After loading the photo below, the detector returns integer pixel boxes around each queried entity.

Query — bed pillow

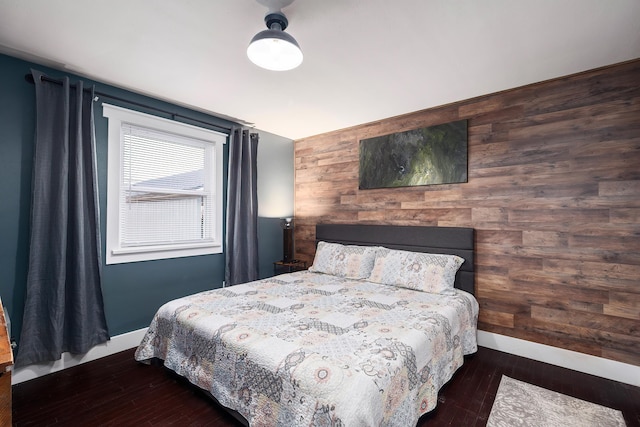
[308,241,378,279]
[368,247,464,295]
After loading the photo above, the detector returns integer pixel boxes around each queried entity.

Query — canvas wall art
[359,120,468,189]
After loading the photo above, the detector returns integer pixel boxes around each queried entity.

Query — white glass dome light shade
[247,28,303,71]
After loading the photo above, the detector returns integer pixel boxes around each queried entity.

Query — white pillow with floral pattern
[309,241,378,279]
[368,247,464,294]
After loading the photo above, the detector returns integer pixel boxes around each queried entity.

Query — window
[103,104,226,264]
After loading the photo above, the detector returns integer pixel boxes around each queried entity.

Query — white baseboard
[478,330,640,387]
[12,328,639,388]
[11,327,148,385]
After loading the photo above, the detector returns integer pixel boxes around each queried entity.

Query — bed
[135,224,478,426]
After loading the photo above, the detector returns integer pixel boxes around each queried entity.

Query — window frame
[103,103,226,265]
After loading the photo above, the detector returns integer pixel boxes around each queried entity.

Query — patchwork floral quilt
[135,271,479,426]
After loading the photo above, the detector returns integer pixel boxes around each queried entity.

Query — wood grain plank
[294,59,640,367]
[599,180,640,196]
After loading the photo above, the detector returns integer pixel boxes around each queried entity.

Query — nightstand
[0,301,13,426]
[273,260,307,275]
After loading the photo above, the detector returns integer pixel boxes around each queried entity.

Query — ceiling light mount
[247,1,303,71]
[264,12,288,31]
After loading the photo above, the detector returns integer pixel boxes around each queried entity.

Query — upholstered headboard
[315,224,475,295]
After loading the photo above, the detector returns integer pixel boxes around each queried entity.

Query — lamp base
[283,226,293,262]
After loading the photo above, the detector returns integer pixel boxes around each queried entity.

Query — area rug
[487,375,626,427]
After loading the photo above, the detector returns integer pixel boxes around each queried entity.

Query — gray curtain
[225,128,259,285]
[16,70,109,367]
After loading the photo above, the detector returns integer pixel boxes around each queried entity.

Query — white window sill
[107,242,222,265]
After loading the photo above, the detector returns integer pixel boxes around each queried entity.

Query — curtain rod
[24,73,238,134]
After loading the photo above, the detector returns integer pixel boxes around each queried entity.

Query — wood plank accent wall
[293,59,640,367]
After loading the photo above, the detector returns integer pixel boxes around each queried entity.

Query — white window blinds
[120,123,215,247]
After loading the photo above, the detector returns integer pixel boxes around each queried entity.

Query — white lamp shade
[247,29,303,71]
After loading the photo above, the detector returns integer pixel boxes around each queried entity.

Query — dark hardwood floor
[13,346,640,426]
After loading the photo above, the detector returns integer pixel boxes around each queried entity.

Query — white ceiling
[1,0,639,140]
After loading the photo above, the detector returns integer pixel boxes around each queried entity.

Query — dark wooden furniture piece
[0,301,13,426]
[273,259,307,275]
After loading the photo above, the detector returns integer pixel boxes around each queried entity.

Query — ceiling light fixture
[247,0,303,71]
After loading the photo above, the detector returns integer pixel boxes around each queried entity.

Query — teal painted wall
[0,53,293,347]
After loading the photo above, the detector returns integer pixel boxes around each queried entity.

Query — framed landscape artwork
[358,119,468,189]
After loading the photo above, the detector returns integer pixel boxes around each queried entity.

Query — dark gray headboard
[315,224,475,295]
